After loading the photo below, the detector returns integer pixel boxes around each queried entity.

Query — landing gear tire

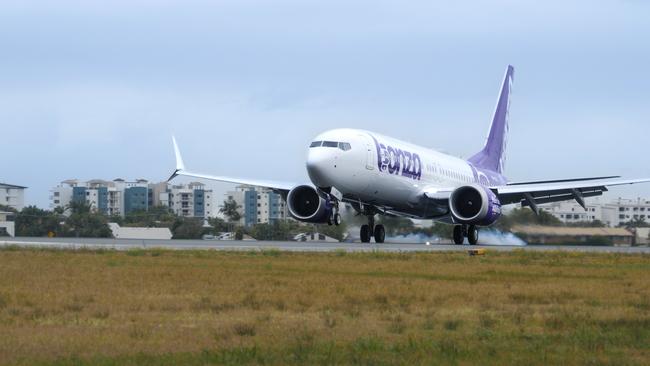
[374,225,385,244]
[453,225,464,245]
[334,213,342,226]
[468,225,479,245]
[360,225,371,243]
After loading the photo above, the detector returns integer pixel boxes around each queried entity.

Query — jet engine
[449,184,502,226]
[287,185,333,223]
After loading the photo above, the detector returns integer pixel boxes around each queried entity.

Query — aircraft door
[360,134,375,170]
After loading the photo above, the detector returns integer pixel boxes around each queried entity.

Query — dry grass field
[0,246,649,365]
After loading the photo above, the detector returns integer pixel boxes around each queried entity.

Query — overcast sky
[1,0,649,208]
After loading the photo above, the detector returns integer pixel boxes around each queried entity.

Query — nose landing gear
[360,214,385,244]
[452,224,479,245]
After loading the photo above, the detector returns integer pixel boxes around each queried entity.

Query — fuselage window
[310,141,322,148]
[322,141,338,148]
[338,142,352,151]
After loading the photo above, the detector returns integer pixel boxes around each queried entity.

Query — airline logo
[371,136,422,180]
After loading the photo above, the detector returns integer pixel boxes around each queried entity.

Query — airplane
[169,65,650,245]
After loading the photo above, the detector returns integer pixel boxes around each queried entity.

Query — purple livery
[169,64,650,245]
[468,65,513,174]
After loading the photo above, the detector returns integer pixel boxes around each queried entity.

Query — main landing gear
[360,215,385,244]
[327,212,342,226]
[453,224,479,245]
[327,204,342,226]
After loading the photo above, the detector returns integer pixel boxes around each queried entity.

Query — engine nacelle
[287,185,333,223]
[449,184,502,226]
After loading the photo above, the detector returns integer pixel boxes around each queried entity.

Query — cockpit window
[312,140,352,151]
[338,142,351,151]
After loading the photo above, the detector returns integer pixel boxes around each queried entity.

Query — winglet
[168,136,185,182]
[172,136,185,171]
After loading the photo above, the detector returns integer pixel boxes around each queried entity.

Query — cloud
[0,0,648,207]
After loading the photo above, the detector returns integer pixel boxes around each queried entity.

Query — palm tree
[220,198,242,223]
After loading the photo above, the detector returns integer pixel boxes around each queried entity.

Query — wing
[168,137,297,194]
[493,177,650,213]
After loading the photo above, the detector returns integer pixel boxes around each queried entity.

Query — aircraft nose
[306,148,335,187]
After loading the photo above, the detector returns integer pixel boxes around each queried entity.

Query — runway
[2,237,650,253]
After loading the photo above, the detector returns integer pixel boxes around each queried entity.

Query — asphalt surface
[1,237,650,253]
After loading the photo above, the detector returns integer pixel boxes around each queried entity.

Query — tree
[108,214,124,226]
[494,208,562,231]
[248,223,279,241]
[171,218,208,239]
[621,217,650,228]
[14,206,61,237]
[68,200,92,214]
[220,198,242,223]
[60,201,112,238]
[248,220,299,241]
[0,204,17,213]
[235,227,244,240]
[208,217,230,232]
[123,210,151,226]
[123,206,176,227]
[566,219,606,228]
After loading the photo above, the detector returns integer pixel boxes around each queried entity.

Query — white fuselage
[306,128,481,218]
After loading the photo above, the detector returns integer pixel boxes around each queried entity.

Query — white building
[224,185,289,226]
[50,179,76,211]
[0,183,26,211]
[50,179,141,216]
[633,228,650,246]
[609,198,650,226]
[149,182,171,208]
[541,198,608,224]
[0,211,15,237]
[168,182,213,218]
[541,197,650,227]
[50,179,213,218]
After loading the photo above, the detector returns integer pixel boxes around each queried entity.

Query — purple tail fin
[468,65,514,175]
